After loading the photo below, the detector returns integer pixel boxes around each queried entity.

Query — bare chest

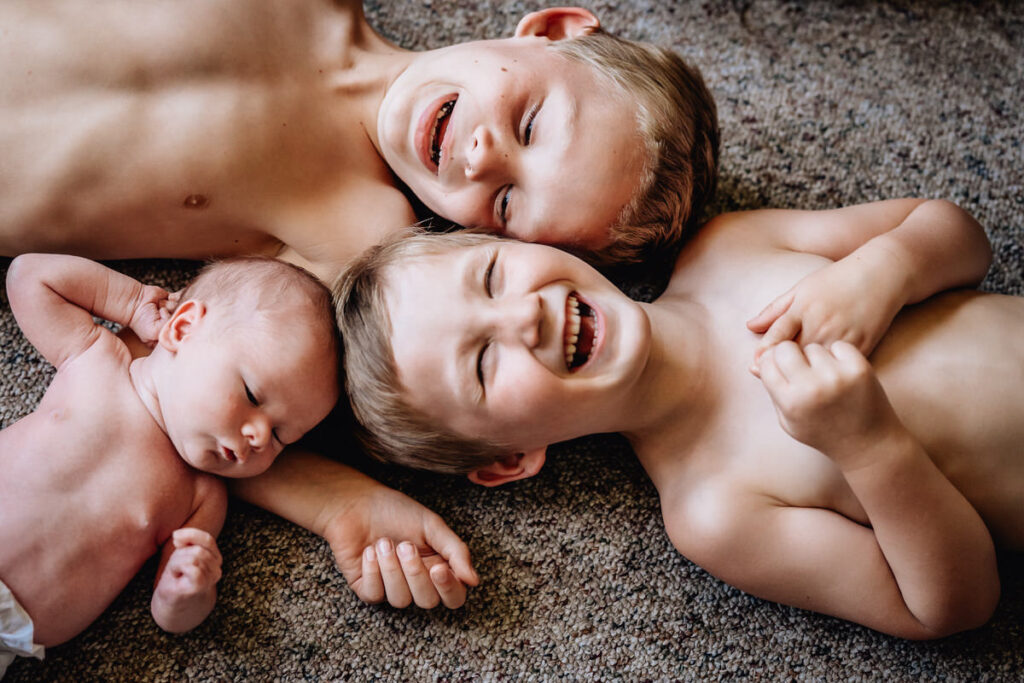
[1,1,410,269]
[0,354,199,556]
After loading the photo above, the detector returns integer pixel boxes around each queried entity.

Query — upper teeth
[565,294,581,368]
[431,99,456,164]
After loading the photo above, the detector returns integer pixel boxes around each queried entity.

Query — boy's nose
[464,125,503,181]
[493,292,543,348]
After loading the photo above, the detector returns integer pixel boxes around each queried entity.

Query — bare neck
[617,299,718,445]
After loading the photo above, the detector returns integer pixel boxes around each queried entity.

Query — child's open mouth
[416,94,458,174]
[564,292,598,372]
[429,97,456,168]
[220,446,238,463]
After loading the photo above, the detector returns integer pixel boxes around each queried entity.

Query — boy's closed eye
[496,102,541,227]
[476,250,500,392]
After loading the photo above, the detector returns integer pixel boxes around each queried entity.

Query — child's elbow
[914,579,1000,640]
[929,199,993,271]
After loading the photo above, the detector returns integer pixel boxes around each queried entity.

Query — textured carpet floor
[3,1,1022,680]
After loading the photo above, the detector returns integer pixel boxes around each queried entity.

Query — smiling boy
[0,255,338,673]
[2,1,717,606]
[336,199,1022,639]
[3,2,716,275]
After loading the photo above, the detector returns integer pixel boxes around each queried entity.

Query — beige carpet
[4,1,1022,680]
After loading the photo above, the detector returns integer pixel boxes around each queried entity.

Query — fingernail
[376,538,393,556]
[364,546,376,562]
[397,542,415,560]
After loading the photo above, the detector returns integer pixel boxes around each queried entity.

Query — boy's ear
[157,300,205,352]
[514,7,599,41]
[467,448,547,487]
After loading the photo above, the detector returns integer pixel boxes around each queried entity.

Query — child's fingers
[746,290,795,333]
[428,563,468,610]
[755,314,803,360]
[764,341,810,382]
[355,545,386,604]
[173,527,217,550]
[396,542,442,609]
[423,515,479,586]
[829,339,868,367]
[374,538,413,608]
[755,345,787,391]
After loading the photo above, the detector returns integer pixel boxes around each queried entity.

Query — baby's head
[336,230,652,482]
[155,257,340,478]
[377,7,719,264]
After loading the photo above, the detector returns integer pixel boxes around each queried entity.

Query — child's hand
[324,482,479,610]
[153,528,222,611]
[756,340,904,470]
[129,285,177,346]
[747,257,904,362]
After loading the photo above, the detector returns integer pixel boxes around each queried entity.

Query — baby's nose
[242,415,271,450]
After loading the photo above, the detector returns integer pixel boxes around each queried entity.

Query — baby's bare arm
[745,341,999,637]
[6,254,169,368]
[746,200,992,355]
[151,477,227,633]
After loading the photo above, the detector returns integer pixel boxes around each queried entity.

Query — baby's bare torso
[1,0,411,279]
[642,214,1023,549]
[0,336,206,646]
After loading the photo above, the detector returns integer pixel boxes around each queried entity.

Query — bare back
[644,212,1024,551]
[0,334,216,646]
[1,0,414,280]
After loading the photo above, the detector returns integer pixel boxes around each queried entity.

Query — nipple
[183,194,209,209]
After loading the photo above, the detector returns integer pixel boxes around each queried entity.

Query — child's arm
[229,448,479,609]
[746,199,992,358]
[731,340,998,638]
[6,253,172,367]
[151,477,228,633]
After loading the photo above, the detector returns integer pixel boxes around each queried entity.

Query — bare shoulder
[660,477,768,570]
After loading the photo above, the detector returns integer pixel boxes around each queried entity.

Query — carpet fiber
[4,1,1022,680]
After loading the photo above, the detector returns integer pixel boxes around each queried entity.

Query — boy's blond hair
[550,30,719,263]
[183,256,339,355]
[335,231,513,474]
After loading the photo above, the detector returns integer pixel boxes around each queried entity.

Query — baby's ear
[467,448,547,487]
[158,300,205,352]
[514,7,599,41]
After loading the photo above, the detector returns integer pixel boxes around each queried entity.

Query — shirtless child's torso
[2,0,412,280]
[0,334,223,647]
[634,209,1021,633]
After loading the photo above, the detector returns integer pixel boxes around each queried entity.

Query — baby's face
[160,306,338,478]
[377,37,646,251]
[384,240,651,451]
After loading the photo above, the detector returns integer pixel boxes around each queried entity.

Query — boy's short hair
[550,30,720,263]
[183,256,339,355]
[335,230,513,474]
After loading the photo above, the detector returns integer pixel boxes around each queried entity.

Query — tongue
[575,309,596,361]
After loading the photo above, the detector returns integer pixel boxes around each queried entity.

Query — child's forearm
[7,254,154,366]
[228,448,381,538]
[855,199,991,306]
[11,253,149,327]
[839,430,999,635]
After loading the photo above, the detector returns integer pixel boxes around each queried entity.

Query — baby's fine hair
[335,230,514,474]
[550,29,719,263]
[182,256,339,355]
